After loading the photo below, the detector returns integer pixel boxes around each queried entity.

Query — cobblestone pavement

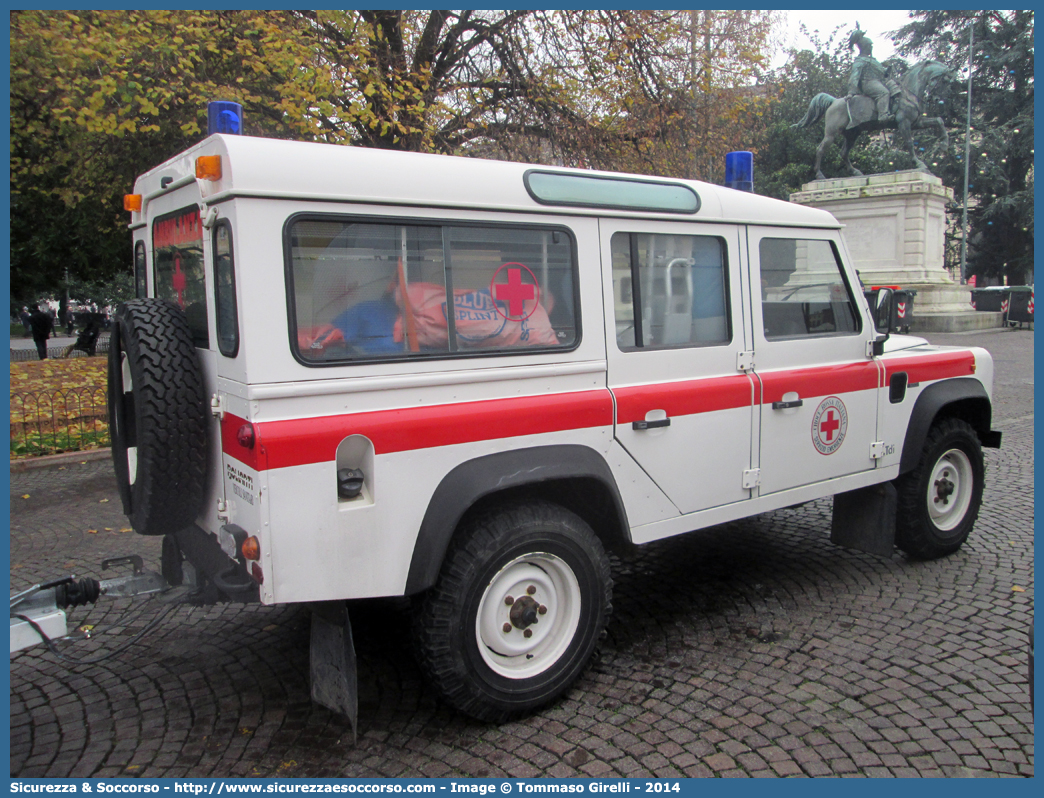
[10,329,1033,778]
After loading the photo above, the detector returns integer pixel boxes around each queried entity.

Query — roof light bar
[208,100,243,136]
[725,151,754,192]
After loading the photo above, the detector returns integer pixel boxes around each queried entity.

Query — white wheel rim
[120,352,138,486]
[475,552,582,680]
[927,448,973,531]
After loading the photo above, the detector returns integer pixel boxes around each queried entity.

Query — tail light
[237,424,255,449]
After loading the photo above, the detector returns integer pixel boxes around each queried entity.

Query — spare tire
[107,299,209,535]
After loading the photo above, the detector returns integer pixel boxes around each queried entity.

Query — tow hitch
[10,555,171,655]
[11,557,359,739]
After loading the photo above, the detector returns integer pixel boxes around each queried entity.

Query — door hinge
[742,468,761,489]
[210,393,225,419]
[737,350,755,372]
[216,498,231,523]
[870,441,886,460]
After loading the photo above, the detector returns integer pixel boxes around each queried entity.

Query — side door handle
[771,399,803,410]
[633,418,671,430]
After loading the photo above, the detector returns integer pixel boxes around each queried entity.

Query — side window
[287,217,577,364]
[153,207,209,348]
[760,238,860,340]
[611,232,729,350]
[213,222,239,357]
[134,241,147,298]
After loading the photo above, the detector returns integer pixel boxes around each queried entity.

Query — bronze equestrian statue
[793,26,955,180]
[845,25,901,126]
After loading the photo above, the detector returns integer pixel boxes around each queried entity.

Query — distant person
[29,304,54,360]
[20,307,31,336]
[71,312,102,357]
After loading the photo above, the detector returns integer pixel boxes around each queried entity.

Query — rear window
[134,241,147,298]
[153,207,208,348]
[286,216,579,364]
[213,221,239,357]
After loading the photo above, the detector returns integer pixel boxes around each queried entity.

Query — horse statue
[793,59,956,180]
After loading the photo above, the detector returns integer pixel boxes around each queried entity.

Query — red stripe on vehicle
[220,353,974,471]
[613,375,756,425]
[223,390,614,471]
[883,351,976,383]
[758,361,881,404]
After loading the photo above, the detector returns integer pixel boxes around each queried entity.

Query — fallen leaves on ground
[10,357,107,393]
[10,357,109,456]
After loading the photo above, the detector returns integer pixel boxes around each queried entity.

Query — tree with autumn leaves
[893,10,1034,285]
[10,9,781,307]
[10,10,315,307]
[12,10,1031,299]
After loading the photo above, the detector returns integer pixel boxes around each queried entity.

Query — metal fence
[10,387,110,457]
[10,338,111,363]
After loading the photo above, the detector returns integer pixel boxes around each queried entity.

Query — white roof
[134,134,839,228]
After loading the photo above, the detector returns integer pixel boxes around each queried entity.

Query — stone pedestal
[790,171,998,332]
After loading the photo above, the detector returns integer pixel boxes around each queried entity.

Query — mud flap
[831,483,897,557]
[309,602,358,740]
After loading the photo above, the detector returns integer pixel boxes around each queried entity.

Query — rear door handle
[633,418,671,430]
[771,399,803,410]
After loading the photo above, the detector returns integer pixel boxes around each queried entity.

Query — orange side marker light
[195,155,222,181]
[242,536,261,561]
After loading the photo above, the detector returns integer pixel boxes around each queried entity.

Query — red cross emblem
[490,262,539,321]
[820,409,840,442]
[811,396,848,455]
[172,252,187,308]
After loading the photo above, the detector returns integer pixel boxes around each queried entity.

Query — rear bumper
[170,525,260,603]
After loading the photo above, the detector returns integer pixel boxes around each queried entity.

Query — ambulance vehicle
[111,126,1001,725]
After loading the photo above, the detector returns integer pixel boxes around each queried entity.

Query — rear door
[603,219,757,515]
[148,194,227,539]
[748,228,882,496]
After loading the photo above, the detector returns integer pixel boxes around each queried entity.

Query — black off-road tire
[894,417,984,560]
[412,500,612,722]
[108,299,208,536]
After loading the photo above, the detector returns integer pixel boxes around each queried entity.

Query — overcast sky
[777,9,917,64]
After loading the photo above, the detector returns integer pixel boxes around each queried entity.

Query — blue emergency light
[208,101,243,136]
[724,151,753,192]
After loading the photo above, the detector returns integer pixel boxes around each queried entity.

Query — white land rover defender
[111,129,1001,728]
